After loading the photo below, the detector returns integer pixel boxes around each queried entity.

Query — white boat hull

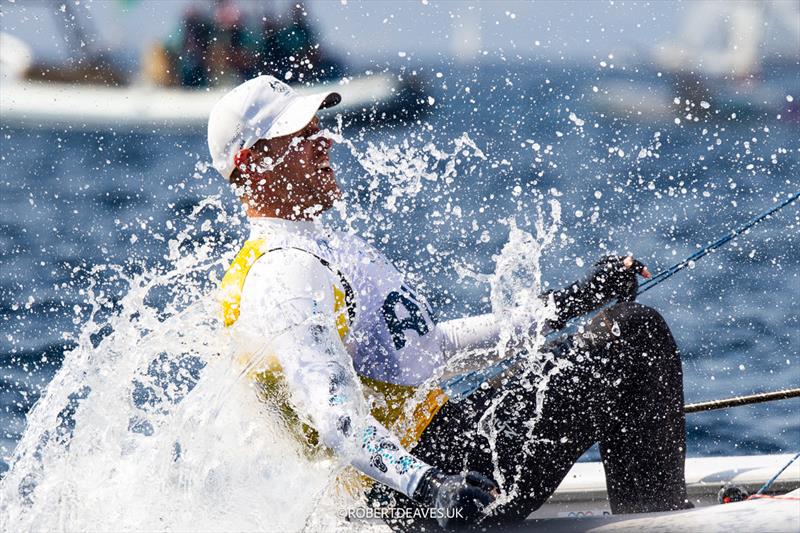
[523,490,800,532]
[532,453,800,519]
[0,74,415,131]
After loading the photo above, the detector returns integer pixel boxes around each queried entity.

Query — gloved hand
[412,468,498,530]
[545,255,651,330]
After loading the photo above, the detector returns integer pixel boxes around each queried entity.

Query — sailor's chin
[325,185,343,205]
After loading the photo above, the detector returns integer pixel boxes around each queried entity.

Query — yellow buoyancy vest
[219,238,447,451]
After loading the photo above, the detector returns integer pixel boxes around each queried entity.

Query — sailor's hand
[545,254,651,330]
[591,255,651,303]
[412,468,498,530]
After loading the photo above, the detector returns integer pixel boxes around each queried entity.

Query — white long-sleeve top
[222,217,539,498]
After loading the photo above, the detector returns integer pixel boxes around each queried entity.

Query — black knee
[586,303,684,417]
[606,301,669,334]
[588,302,678,362]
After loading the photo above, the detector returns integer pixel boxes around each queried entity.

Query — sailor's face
[264,116,341,213]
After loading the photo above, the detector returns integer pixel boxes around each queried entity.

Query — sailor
[208,75,691,530]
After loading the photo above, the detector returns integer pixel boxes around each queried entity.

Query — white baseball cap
[207,75,341,179]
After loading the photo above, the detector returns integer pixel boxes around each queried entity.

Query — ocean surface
[1,60,798,488]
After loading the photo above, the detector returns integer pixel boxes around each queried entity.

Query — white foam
[0,199,351,532]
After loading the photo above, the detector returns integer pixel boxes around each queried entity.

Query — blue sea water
[1,62,798,478]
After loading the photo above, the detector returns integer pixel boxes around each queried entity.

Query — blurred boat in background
[587,0,799,122]
[0,0,429,131]
[0,69,426,131]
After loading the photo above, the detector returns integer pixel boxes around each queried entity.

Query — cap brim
[265,90,341,140]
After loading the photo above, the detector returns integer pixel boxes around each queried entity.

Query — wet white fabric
[437,311,551,373]
[243,218,448,387]
[231,217,542,496]
[235,248,430,497]
[439,314,505,355]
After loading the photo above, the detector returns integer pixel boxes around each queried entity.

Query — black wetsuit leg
[372,302,689,530]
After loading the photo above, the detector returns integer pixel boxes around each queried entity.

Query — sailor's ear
[233,147,252,170]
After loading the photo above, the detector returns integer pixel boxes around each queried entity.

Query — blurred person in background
[254,7,289,80]
[150,1,342,88]
[274,3,315,75]
[207,0,254,86]
[174,6,213,87]
[266,2,344,83]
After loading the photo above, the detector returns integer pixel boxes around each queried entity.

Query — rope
[684,388,800,413]
[637,191,800,295]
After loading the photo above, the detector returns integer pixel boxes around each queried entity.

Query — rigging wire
[752,452,800,497]
[637,191,799,295]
